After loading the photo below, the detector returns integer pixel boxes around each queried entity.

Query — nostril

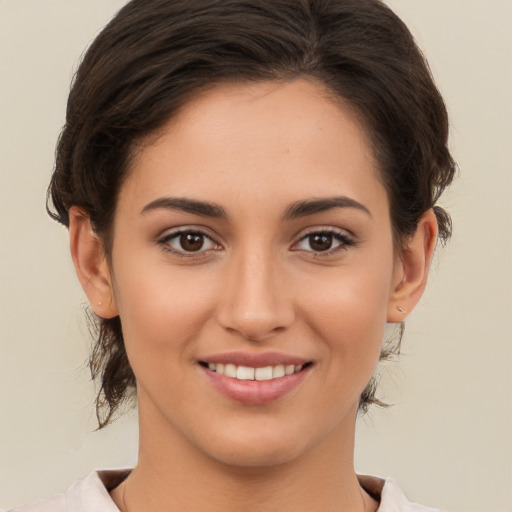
[216,273,295,342]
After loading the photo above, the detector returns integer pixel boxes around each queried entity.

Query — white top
[9,470,443,512]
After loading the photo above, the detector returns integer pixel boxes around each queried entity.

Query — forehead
[121,78,386,217]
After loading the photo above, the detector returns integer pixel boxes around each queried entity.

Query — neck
[113,395,375,512]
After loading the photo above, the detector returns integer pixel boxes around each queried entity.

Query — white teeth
[255,366,273,381]
[206,362,306,381]
[272,365,285,378]
[224,363,237,378]
[236,365,255,380]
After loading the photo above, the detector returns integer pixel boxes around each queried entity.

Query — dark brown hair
[48,0,456,427]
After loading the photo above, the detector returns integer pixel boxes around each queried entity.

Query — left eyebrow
[140,197,227,219]
[283,196,372,220]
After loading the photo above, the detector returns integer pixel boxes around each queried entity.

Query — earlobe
[387,209,438,323]
[69,206,118,319]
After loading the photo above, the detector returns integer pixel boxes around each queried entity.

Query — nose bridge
[217,243,294,341]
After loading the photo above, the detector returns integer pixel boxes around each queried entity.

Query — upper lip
[198,351,311,368]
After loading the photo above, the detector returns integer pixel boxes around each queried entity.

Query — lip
[198,351,310,368]
[199,351,313,405]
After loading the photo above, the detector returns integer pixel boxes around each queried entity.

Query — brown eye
[294,230,353,255]
[180,233,205,252]
[308,233,333,252]
[161,230,218,255]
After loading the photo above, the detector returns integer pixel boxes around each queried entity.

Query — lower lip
[201,365,311,405]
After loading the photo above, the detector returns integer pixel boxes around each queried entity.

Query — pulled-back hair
[48,0,456,428]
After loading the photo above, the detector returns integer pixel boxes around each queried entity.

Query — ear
[69,206,119,319]
[387,209,438,323]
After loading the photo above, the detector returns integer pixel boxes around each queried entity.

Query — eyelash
[292,229,356,256]
[157,229,221,259]
[157,227,356,258]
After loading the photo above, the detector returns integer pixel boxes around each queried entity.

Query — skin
[70,78,437,512]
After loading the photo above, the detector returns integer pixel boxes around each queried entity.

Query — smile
[199,356,313,405]
[203,362,305,381]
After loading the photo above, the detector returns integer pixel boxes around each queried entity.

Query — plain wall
[1,1,511,510]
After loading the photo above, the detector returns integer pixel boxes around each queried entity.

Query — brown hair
[48,0,456,427]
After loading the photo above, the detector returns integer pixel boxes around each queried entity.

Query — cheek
[304,264,391,335]
[112,265,218,366]
[299,260,393,377]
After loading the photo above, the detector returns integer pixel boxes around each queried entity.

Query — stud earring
[397,306,406,313]
[98,301,102,307]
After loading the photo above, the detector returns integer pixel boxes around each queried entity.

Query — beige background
[1,1,511,510]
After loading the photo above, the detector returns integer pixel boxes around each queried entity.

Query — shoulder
[358,475,445,512]
[8,470,130,512]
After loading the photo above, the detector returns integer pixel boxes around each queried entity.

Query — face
[107,79,402,467]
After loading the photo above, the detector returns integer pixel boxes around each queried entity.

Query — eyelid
[291,226,356,255]
[157,226,223,257]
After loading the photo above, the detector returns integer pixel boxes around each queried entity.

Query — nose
[216,249,295,342]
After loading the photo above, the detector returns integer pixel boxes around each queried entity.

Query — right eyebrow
[283,196,372,220]
[140,197,227,219]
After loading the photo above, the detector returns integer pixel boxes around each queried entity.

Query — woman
[12,0,455,510]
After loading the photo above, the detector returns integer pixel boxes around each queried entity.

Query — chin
[192,413,342,470]
[205,436,308,469]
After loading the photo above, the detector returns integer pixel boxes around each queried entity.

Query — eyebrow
[140,197,227,218]
[283,196,372,219]
[140,195,371,220]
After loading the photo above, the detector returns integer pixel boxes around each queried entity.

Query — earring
[397,306,406,313]
[98,301,102,307]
